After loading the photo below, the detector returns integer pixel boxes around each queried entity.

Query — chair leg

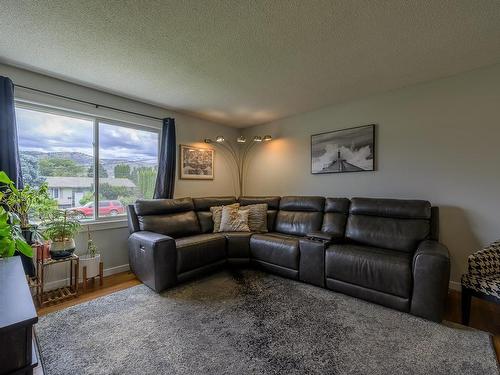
[461,286,472,325]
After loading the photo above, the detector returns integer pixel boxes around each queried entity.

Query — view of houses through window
[16,105,159,221]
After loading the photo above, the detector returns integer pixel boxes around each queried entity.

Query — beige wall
[243,63,500,285]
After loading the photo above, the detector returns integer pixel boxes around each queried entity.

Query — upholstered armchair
[461,240,500,325]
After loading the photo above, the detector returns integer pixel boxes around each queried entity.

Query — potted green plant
[79,226,101,282]
[0,206,33,259]
[0,171,56,243]
[0,171,53,274]
[42,210,81,259]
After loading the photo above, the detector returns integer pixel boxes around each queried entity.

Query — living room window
[15,104,159,223]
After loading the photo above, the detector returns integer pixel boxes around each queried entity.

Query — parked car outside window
[71,200,125,218]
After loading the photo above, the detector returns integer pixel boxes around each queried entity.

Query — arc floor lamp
[204,134,272,197]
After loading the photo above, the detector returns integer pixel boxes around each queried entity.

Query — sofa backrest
[134,197,201,238]
[321,198,350,237]
[275,196,325,236]
[193,196,237,233]
[239,196,281,232]
[345,197,431,253]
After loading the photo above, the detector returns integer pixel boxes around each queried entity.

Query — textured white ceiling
[1,1,500,127]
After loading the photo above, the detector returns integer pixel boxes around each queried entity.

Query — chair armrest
[128,231,177,292]
[467,241,500,276]
[306,231,343,244]
[410,240,450,322]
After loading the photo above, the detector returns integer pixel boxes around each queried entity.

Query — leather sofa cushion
[325,197,350,214]
[275,196,325,236]
[176,233,226,273]
[196,211,214,233]
[135,197,194,215]
[321,197,350,237]
[138,210,201,238]
[193,197,237,211]
[325,244,413,298]
[279,196,325,212]
[346,198,431,252]
[275,211,323,236]
[321,213,348,237]
[267,211,277,232]
[346,215,430,253]
[239,196,280,210]
[350,197,431,219]
[250,233,300,270]
[223,232,252,259]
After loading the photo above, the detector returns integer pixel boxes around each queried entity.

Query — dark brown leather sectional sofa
[127,196,450,322]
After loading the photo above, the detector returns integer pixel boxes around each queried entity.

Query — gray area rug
[36,269,499,375]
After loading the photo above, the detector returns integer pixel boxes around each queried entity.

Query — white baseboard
[43,263,130,291]
[449,281,461,291]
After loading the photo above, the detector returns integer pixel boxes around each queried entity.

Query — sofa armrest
[410,240,450,322]
[306,231,343,244]
[128,231,177,292]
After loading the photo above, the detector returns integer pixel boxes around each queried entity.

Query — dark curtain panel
[0,76,23,188]
[154,118,176,199]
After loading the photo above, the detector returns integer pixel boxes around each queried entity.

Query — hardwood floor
[35,272,500,363]
[444,289,500,360]
[36,271,140,316]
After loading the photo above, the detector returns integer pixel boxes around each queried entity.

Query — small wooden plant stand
[36,254,79,307]
[81,261,104,292]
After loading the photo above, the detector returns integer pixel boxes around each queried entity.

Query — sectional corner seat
[127,196,450,322]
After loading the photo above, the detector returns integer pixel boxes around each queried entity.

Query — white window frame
[15,101,161,229]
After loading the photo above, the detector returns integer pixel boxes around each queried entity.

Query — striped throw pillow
[240,203,268,232]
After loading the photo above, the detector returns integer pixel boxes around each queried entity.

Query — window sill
[78,219,129,232]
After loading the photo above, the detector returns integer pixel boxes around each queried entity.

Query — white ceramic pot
[79,253,101,281]
[50,238,75,252]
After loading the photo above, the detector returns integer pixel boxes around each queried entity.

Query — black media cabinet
[0,256,39,375]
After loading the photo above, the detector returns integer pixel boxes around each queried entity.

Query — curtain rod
[14,84,165,121]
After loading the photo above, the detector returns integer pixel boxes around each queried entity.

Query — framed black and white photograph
[311,124,375,174]
[179,145,214,180]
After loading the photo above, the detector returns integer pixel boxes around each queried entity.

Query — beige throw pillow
[219,206,250,232]
[210,203,239,232]
[240,203,268,232]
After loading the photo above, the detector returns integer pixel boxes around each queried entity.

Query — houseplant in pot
[0,171,54,274]
[79,226,101,283]
[0,171,55,241]
[0,206,33,259]
[42,209,81,259]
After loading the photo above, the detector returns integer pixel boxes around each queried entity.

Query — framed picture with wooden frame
[179,144,215,180]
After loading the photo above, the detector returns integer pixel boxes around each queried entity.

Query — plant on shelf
[42,209,81,259]
[0,171,57,244]
[0,206,33,259]
[79,226,102,283]
[0,170,54,274]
